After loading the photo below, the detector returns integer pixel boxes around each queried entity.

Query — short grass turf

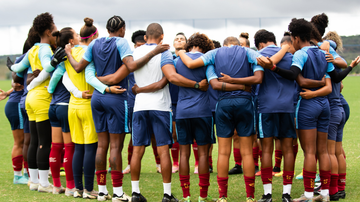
[0,77,359,202]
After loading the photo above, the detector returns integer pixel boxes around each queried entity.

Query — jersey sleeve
[27,70,50,91]
[116,38,133,60]
[39,45,55,72]
[161,50,174,68]
[83,40,96,62]
[11,52,30,72]
[329,46,340,59]
[325,73,330,78]
[327,62,335,73]
[16,72,23,78]
[245,48,264,72]
[48,63,66,94]
[85,62,108,94]
[206,65,218,82]
[291,50,308,71]
[200,49,218,66]
[62,71,83,99]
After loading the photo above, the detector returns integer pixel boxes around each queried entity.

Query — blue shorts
[91,94,129,134]
[128,107,134,133]
[20,107,30,133]
[296,97,330,133]
[215,97,254,138]
[48,105,70,133]
[176,117,215,146]
[328,104,345,142]
[132,110,172,147]
[258,113,296,139]
[342,104,350,123]
[172,104,177,121]
[5,102,23,130]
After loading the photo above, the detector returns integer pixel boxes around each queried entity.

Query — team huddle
[1,12,359,202]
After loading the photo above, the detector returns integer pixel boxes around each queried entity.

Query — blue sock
[72,144,84,190]
[84,143,97,191]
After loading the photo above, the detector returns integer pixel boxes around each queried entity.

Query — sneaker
[162,193,179,202]
[293,194,312,202]
[255,170,262,177]
[13,175,28,184]
[312,194,329,202]
[53,186,65,194]
[296,171,303,180]
[172,165,179,173]
[274,171,283,177]
[246,197,256,202]
[258,194,272,202]
[97,192,112,201]
[123,165,130,174]
[216,196,227,202]
[199,195,217,202]
[228,164,243,175]
[29,182,40,191]
[112,193,132,201]
[59,167,66,176]
[314,184,322,195]
[83,189,98,199]
[194,166,199,174]
[23,173,29,180]
[282,193,293,202]
[132,192,147,202]
[209,165,213,173]
[255,165,260,174]
[315,174,321,183]
[329,192,341,201]
[180,196,191,202]
[65,187,76,196]
[38,184,54,193]
[273,166,281,175]
[337,191,345,199]
[74,189,83,198]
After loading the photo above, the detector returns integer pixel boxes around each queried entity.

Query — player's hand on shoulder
[257,56,273,69]
[153,44,170,54]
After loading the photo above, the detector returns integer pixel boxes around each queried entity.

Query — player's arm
[10,53,30,73]
[327,56,360,83]
[0,88,14,101]
[48,64,66,94]
[269,44,290,65]
[300,78,332,99]
[296,74,326,88]
[62,72,91,99]
[132,77,169,94]
[177,50,206,69]
[325,52,347,69]
[27,70,50,91]
[218,71,263,85]
[206,65,247,91]
[96,64,130,85]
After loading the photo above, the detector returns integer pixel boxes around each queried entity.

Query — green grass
[0,77,359,202]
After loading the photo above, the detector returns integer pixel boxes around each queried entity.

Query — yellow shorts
[25,90,51,122]
[68,105,98,144]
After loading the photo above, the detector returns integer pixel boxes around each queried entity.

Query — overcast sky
[1,0,360,55]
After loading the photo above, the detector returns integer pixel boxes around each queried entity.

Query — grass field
[0,77,359,202]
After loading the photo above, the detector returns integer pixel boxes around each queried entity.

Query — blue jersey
[127,72,135,108]
[8,55,26,103]
[170,55,180,105]
[175,52,212,119]
[258,45,295,113]
[327,66,342,105]
[208,86,218,112]
[201,46,263,99]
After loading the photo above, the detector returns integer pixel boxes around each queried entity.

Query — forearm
[68,55,88,73]
[211,81,245,91]
[333,58,348,69]
[311,79,332,97]
[97,64,130,85]
[124,51,156,72]
[270,46,288,65]
[273,65,300,80]
[328,67,352,83]
[62,72,83,98]
[178,51,204,69]
[85,64,108,94]
[228,76,262,85]
[166,73,196,88]
[137,77,169,93]
[27,70,50,91]
[296,74,324,88]
[12,72,22,84]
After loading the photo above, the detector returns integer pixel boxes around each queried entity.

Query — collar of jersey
[301,45,318,52]
[34,42,50,47]
[259,44,277,53]
[188,51,201,54]
[74,45,87,48]
[145,43,157,46]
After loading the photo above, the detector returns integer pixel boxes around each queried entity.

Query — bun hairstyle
[280,31,292,44]
[106,15,125,33]
[284,32,291,37]
[52,27,73,49]
[80,17,97,41]
[33,12,54,37]
[240,32,249,39]
[311,13,329,36]
[323,31,343,52]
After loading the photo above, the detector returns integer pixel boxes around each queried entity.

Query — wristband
[108,87,111,93]
[271,65,276,71]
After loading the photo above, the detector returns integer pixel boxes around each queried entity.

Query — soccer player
[239,32,250,48]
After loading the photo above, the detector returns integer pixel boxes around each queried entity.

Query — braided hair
[106,16,125,33]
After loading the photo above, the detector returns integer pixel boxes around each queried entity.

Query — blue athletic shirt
[8,55,26,103]
[317,42,340,60]
[83,37,132,99]
[47,64,70,104]
[175,52,212,119]
[170,54,180,105]
[202,46,263,99]
[127,72,135,108]
[258,45,296,113]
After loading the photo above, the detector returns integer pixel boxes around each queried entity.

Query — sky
[1,0,360,55]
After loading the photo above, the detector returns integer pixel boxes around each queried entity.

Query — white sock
[23,168,28,174]
[98,185,108,194]
[132,181,140,194]
[39,170,50,187]
[113,186,124,197]
[156,164,161,168]
[320,189,329,197]
[14,171,22,176]
[29,168,39,184]
[304,191,313,198]
[163,182,171,196]
[263,183,272,195]
[283,184,292,195]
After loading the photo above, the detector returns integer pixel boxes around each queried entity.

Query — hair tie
[81,29,98,39]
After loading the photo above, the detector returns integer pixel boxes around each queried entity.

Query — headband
[81,29,98,39]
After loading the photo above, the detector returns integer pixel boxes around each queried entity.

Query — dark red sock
[171,142,179,166]
[261,167,273,185]
[61,147,65,168]
[12,155,23,172]
[330,174,339,195]
[244,175,255,198]
[64,143,75,189]
[199,173,210,198]
[23,160,29,176]
[293,144,298,161]
[259,150,263,162]
[152,145,160,165]
[303,169,316,192]
[111,170,123,187]
[49,143,64,187]
[274,150,282,168]
[253,147,259,166]
[127,145,133,165]
[233,148,242,166]
[96,170,107,185]
[338,173,346,191]
[209,155,213,167]
[283,170,294,185]
[217,176,228,198]
[193,142,199,166]
[320,170,331,190]
[180,174,190,198]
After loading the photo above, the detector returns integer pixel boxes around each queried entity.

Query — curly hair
[184,32,214,53]
[254,29,276,49]
[311,13,328,36]
[288,18,312,42]
[33,12,54,36]
[131,30,146,44]
[323,31,343,52]
[80,17,97,41]
[212,40,221,48]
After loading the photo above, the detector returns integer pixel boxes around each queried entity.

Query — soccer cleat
[315,174,321,183]
[123,165,130,174]
[29,182,40,191]
[97,192,111,201]
[282,194,293,202]
[314,184,321,195]
[162,193,179,202]
[23,173,29,180]
[246,197,256,202]
[73,189,83,198]
[180,196,191,202]
[53,186,65,194]
[293,194,312,202]
[337,191,346,199]
[132,192,147,202]
[198,195,217,202]
[255,166,261,176]
[258,194,272,202]
[274,171,283,177]
[83,189,98,199]
[329,192,341,201]
[228,164,243,175]
[209,165,213,173]
[172,165,179,173]
[112,193,132,202]
[296,171,303,180]
[272,166,281,175]
[65,187,76,196]
[312,194,329,202]
[216,196,228,202]
[38,184,54,193]
[13,175,28,184]
[194,166,199,174]
[60,167,66,176]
